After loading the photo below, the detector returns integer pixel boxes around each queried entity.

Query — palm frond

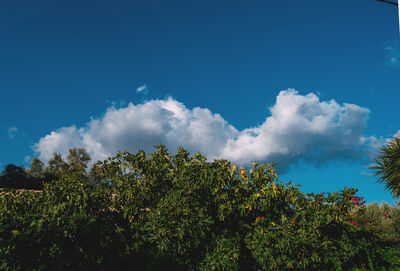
[370,137,400,198]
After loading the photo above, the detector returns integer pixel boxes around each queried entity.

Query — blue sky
[1,0,399,203]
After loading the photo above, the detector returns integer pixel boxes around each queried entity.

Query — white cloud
[34,89,383,173]
[220,90,381,172]
[34,126,85,161]
[136,84,149,94]
[7,127,18,139]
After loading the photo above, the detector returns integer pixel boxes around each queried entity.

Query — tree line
[2,136,400,199]
[0,148,102,190]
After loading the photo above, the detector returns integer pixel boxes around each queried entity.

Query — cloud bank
[34,89,382,173]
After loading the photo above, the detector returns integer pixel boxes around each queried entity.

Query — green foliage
[66,148,91,179]
[0,164,28,188]
[0,178,131,270]
[1,145,399,270]
[370,137,400,198]
[0,164,43,190]
[45,148,91,180]
[350,201,400,239]
[1,148,95,190]
[198,231,241,271]
[45,153,69,179]
[27,158,44,178]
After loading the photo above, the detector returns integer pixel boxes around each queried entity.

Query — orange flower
[240,168,247,179]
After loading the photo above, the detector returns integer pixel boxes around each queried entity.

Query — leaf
[231,165,237,177]
[271,182,277,196]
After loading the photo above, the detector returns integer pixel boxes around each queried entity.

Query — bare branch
[377,0,398,6]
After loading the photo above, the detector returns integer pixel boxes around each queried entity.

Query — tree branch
[377,0,398,6]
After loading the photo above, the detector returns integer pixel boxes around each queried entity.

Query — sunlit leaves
[230,165,237,177]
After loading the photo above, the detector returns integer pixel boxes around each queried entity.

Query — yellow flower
[240,168,247,179]
[11,229,20,236]
[230,165,237,177]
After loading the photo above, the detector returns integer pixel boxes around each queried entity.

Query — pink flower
[350,220,357,225]
[351,196,366,207]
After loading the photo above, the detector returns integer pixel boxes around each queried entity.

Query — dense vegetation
[1,144,400,270]
[0,148,97,190]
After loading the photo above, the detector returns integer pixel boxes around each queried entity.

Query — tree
[0,164,42,189]
[27,158,44,178]
[44,148,91,180]
[45,153,68,179]
[0,164,28,188]
[370,137,400,198]
[0,161,45,190]
[66,147,91,179]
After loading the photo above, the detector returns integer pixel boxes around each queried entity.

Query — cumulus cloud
[219,90,383,172]
[35,98,238,164]
[7,127,18,139]
[136,84,149,94]
[34,89,383,173]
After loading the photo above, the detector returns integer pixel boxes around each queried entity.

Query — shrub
[1,145,399,270]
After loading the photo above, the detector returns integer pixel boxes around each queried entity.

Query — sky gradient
[1,0,399,204]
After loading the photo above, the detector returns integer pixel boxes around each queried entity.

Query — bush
[1,145,399,270]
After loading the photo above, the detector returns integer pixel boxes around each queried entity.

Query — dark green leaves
[370,137,400,198]
[1,145,399,270]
